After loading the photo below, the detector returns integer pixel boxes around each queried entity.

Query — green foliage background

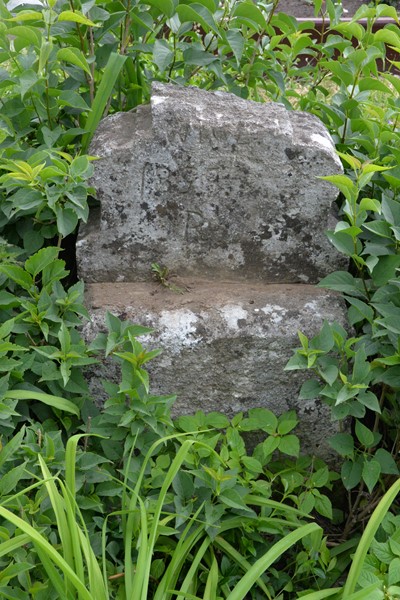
[0,0,399,597]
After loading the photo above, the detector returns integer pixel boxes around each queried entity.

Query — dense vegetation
[0,0,400,597]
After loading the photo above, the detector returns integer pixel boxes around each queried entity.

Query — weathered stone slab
[77,83,344,284]
[83,281,346,460]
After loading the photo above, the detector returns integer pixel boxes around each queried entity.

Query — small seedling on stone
[151,262,185,294]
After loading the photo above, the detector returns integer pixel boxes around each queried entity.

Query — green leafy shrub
[0,0,400,596]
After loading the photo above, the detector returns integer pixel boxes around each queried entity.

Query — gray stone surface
[77,82,344,284]
[83,280,346,461]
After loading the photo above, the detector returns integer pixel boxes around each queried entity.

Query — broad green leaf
[19,69,39,100]
[329,433,354,457]
[38,40,52,73]
[319,174,356,201]
[341,459,362,490]
[389,558,400,587]
[262,436,280,456]
[219,488,253,512]
[183,46,217,65]
[180,0,217,10]
[58,10,98,27]
[382,196,400,226]
[359,77,393,94]
[59,90,91,110]
[320,60,354,87]
[311,321,335,353]
[55,207,78,237]
[355,420,375,448]
[330,226,360,254]
[25,247,59,278]
[377,366,400,388]
[0,291,19,309]
[318,271,366,297]
[320,365,339,386]
[232,1,267,30]
[372,256,400,286]
[299,491,315,513]
[314,493,332,519]
[241,456,263,474]
[0,265,33,290]
[383,73,400,94]
[374,28,400,49]
[5,10,42,21]
[299,379,322,399]
[278,435,299,457]
[0,462,27,496]
[359,198,381,213]
[277,410,297,435]
[358,392,381,413]
[310,467,330,488]
[7,25,41,47]
[375,449,399,475]
[337,151,362,170]
[0,428,25,470]
[69,155,91,178]
[57,47,91,76]
[176,4,218,32]
[226,29,244,64]
[376,4,399,20]
[362,458,381,501]
[140,0,175,17]
[363,163,391,174]
[153,39,173,73]
[246,407,277,433]
[347,297,374,325]
[333,21,364,41]
[352,346,370,384]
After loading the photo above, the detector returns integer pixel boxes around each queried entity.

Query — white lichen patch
[220,305,248,330]
[261,304,288,324]
[158,309,199,352]
[304,300,320,312]
[152,95,166,106]
[310,133,342,168]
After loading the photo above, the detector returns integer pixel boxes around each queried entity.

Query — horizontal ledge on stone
[85,280,346,340]
[86,280,342,312]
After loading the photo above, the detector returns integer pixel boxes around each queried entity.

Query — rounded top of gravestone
[78,83,345,284]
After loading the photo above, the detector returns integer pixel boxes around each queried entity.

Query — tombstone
[78,83,348,460]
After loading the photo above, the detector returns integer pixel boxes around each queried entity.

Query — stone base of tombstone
[78,83,349,462]
[82,280,346,461]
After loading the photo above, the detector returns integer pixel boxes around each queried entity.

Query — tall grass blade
[0,505,93,600]
[215,535,272,599]
[0,534,31,558]
[155,516,207,600]
[203,549,218,600]
[34,544,75,600]
[176,536,212,599]
[298,583,382,600]
[138,440,197,600]
[226,522,321,600]
[123,432,201,596]
[128,496,149,600]
[342,478,400,597]
[6,390,80,416]
[37,455,75,592]
[81,52,127,153]
[295,589,339,599]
